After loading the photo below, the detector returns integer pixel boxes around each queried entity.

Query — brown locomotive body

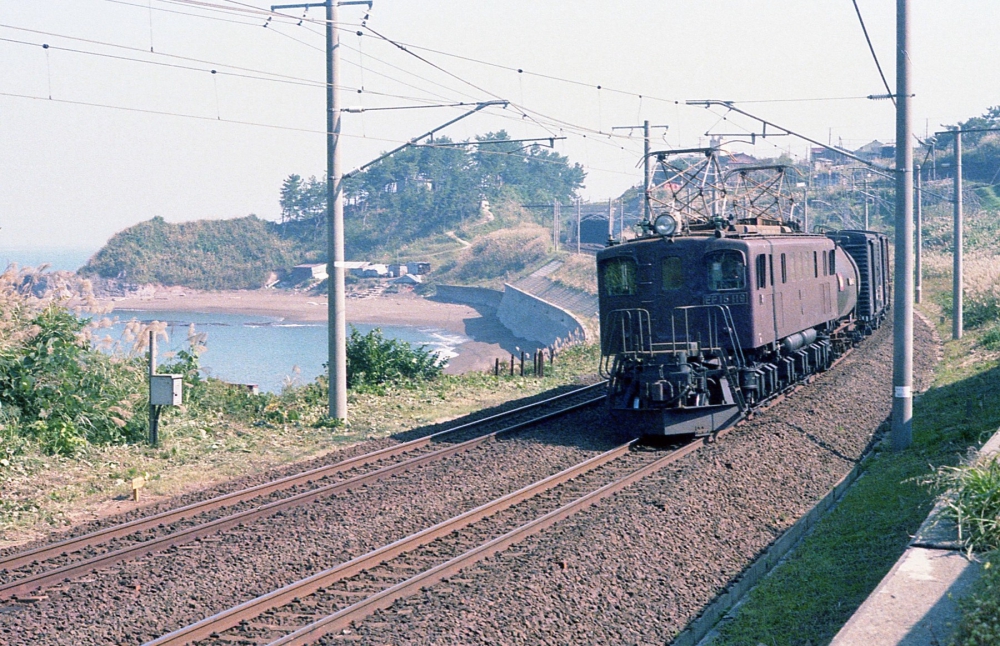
[597,222,890,436]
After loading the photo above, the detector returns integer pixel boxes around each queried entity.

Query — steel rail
[0,382,605,574]
[268,437,711,646]
[144,439,639,646]
[0,392,606,601]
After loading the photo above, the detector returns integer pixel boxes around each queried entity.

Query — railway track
[0,383,606,601]
[145,432,721,646]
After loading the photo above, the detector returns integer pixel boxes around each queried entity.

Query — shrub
[345,326,444,393]
[981,324,1000,351]
[0,306,147,455]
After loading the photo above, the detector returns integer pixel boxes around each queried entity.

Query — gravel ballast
[0,318,938,645]
[337,318,938,645]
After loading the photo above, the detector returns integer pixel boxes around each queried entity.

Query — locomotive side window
[780,253,787,284]
[662,257,683,290]
[822,250,828,275]
[755,254,767,289]
[829,250,836,274]
[814,251,819,278]
[602,258,637,296]
[706,251,746,291]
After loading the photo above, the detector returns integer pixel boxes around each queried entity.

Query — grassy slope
[711,286,1000,645]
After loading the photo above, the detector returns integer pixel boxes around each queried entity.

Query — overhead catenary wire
[850,0,895,106]
[0,90,637,178]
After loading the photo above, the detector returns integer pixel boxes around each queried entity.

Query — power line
[0,34,328,90]
[0,89,639,178]
[0,23,325,88]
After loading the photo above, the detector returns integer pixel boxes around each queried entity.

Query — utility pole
[932,124,1000,336]
[612,121,668,224]
[606,198,614,243]
[953,131,963,340]
[915,164,922,304]
[576,198,582,254]
[891,0,914,451]
[802,189,809,233]
[553,201,561,252]
[272,0,371,422]
[863,174,870,230]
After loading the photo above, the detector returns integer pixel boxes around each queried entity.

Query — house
[340,261,370,276]
[361,264,389,278]
[406,262,431,275]
[388,264,408,277]
[392,274,422,285]
[290,263,328,283]
[855,140,895,161]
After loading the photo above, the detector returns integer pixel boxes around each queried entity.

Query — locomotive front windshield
[602,257,637,296]
[662,257,683,290]
[707,250,746,291]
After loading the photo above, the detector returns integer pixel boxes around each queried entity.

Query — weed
[949,551,1000,646]
[926,456,1000,553]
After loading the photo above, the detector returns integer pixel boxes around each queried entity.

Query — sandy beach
[102,288,531,374]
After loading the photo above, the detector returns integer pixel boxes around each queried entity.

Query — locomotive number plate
[703,292,748,306]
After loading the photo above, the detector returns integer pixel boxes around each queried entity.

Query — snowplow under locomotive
[598,150,890,436]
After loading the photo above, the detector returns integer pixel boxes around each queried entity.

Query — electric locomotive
[598,150,890,436]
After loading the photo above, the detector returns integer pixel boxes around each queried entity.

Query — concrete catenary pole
[953,131,963,340]
[863,174,870,230]
[607,198,614,243]
[327,0,348,421]
[802,189,809,233]
[891,0,914,451]
[576,198,582,254]
[553,201,560,252]
[915,164,922,304]
[643,120,652,224]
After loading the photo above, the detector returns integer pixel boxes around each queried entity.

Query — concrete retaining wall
[433,284,503,309]
[497,282,588,346]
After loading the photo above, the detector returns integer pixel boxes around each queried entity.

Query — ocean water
[94,310,469,393]
[0,248,96,273]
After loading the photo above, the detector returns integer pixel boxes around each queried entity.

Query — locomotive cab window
[602,257,638,296]
[662,256,683,290]
[706,250,746,291]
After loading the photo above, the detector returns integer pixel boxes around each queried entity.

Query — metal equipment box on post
[150,374,183,406]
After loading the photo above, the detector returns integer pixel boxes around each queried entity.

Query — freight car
[598,152,890,436]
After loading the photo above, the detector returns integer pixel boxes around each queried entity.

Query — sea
[94,311,469,393]
[1,248,469,393]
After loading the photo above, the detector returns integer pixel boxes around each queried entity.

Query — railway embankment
[434,282,590,347]
[830,426,1000,645]
[706,297,1000,645]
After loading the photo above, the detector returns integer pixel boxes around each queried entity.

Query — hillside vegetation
[80,130,586,290]
[81,216,299,290]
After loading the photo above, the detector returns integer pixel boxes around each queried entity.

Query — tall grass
[925,251,1000,329]
[926,455,1000,553]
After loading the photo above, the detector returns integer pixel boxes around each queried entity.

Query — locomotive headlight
[653,212,678,236]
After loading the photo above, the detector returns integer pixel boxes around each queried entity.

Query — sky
[1,0,998,253]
